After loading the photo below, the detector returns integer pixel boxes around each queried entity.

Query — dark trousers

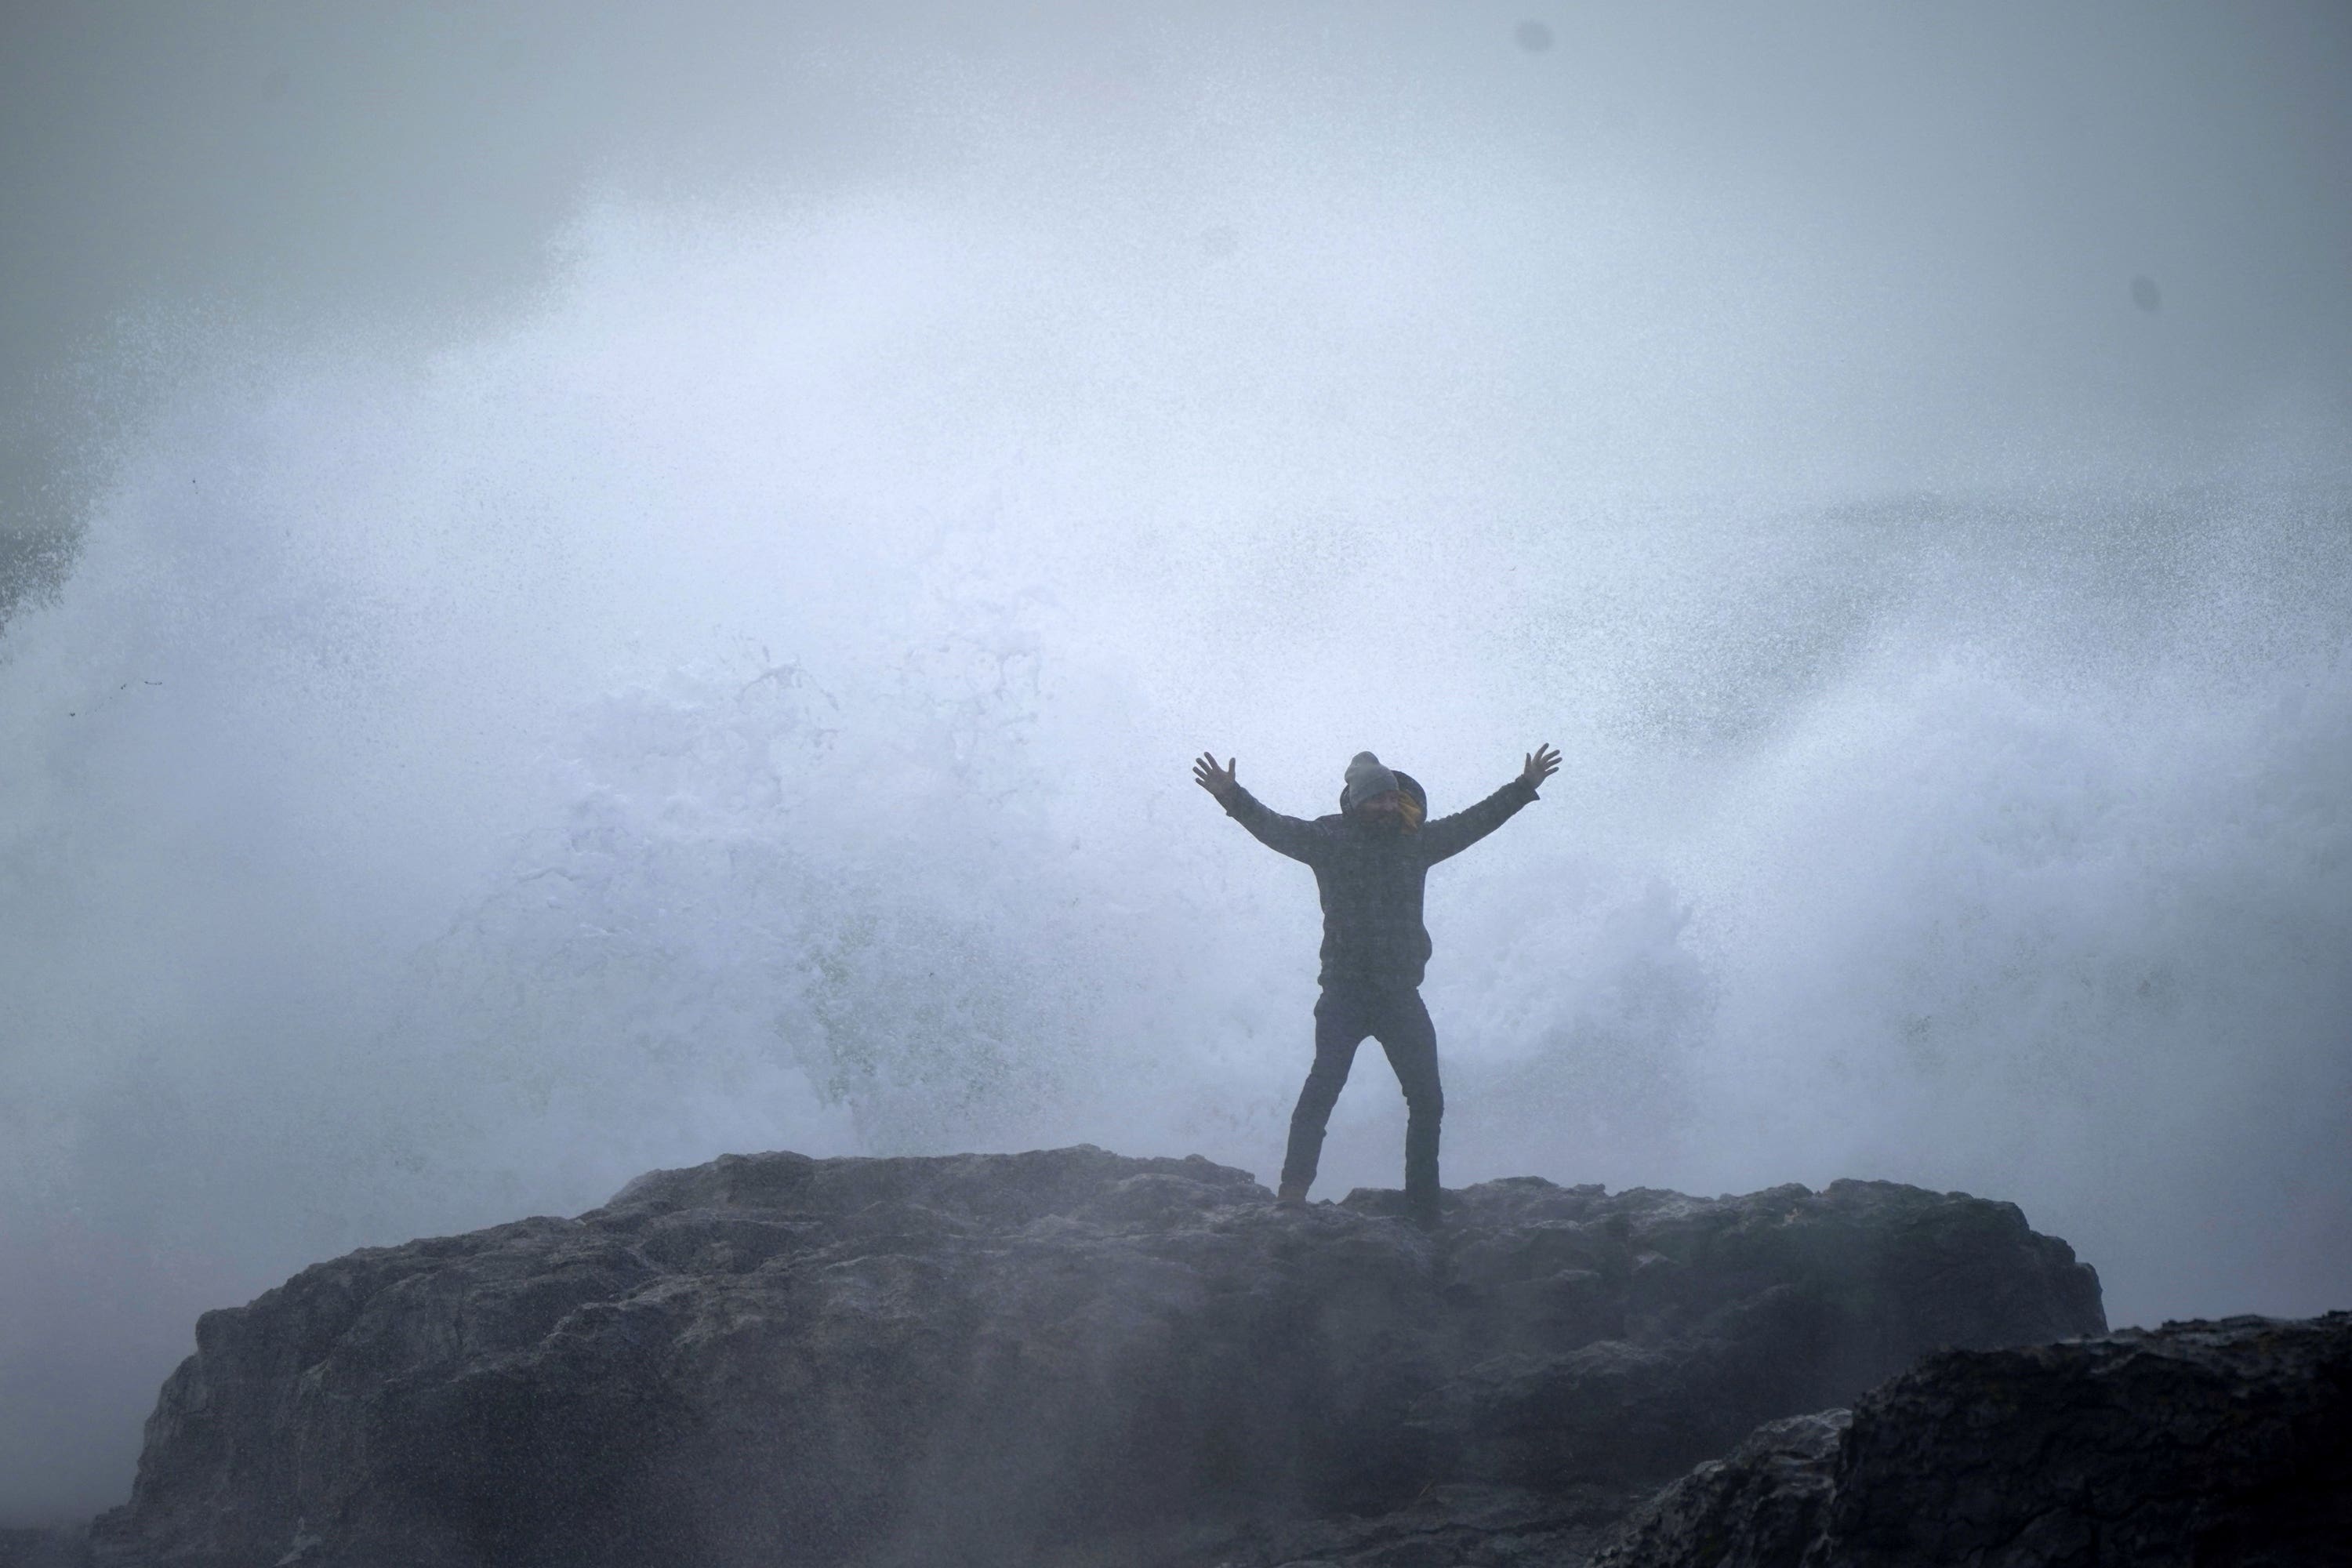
[1280,985,1443,1202]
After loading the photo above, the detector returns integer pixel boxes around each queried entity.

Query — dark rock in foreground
[1597,1312,2352,1568]
[87,1147,2102,1568]
[0,1527,89,1568]
[1592,1410,1852,1568]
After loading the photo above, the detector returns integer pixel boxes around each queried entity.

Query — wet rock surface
[1597,1312,2352,1568]
[0,1528,89,1568]
[85,1147,2103,1567]
[1590,1410,1850,1568]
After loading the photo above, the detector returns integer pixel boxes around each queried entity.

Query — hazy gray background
[3,0,2349,1524]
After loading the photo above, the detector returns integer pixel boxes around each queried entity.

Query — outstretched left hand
[1519,742,1561,792]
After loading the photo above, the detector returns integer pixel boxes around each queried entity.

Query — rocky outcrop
[86,1147,2102,1568]
[1591,1411,1852,1568]
[0,1527,90,1568]
[1597,1312,2352,1568]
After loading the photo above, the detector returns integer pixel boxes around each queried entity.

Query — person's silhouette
[1193,744,1559,1223]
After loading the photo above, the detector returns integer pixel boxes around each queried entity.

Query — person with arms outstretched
[1193,743,1561,1225]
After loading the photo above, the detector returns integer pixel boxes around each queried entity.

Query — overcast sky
[5,0,2349,552]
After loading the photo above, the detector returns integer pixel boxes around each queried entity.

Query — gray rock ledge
[85,1146,2103,1568]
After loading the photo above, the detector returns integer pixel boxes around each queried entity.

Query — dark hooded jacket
[1219,769,1538,989]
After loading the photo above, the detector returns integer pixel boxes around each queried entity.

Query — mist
[4,0,2350,1526]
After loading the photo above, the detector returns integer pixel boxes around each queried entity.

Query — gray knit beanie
[1341,750,1400,811]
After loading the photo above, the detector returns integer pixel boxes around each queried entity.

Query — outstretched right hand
[1192,752,1239,802]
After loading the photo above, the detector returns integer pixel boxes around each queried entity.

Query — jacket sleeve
[1219,786,1328,866]
[1418,776,1539,864]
